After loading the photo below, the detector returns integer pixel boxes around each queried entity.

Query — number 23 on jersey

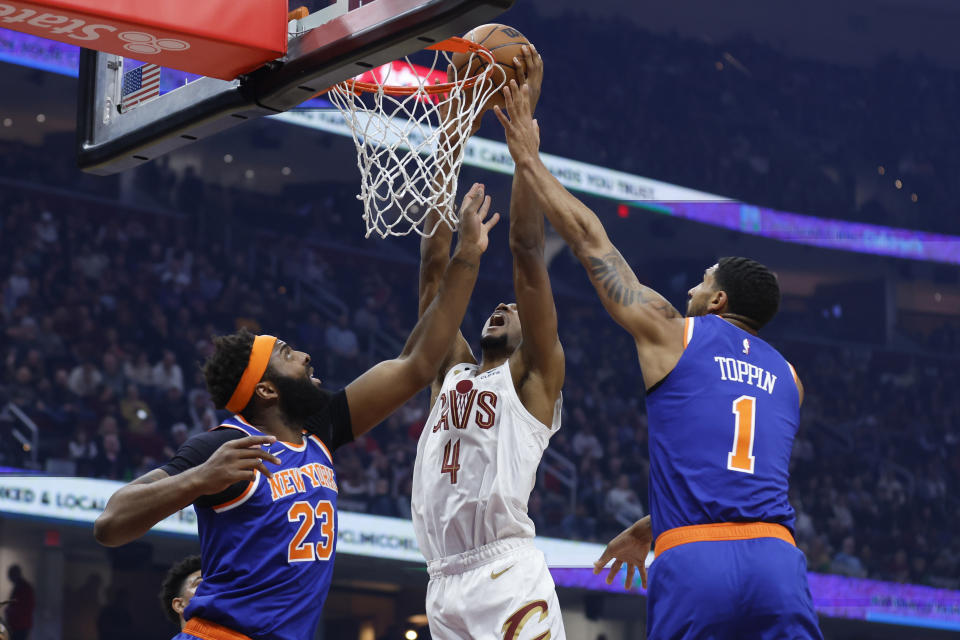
[286,500,334,563]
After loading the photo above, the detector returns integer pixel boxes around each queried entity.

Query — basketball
[451,24,532,112]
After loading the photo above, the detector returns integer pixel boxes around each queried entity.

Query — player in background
[160,555,201,634]
[495,80,823,639]
[411,47,567,640]
[93,185,499,640]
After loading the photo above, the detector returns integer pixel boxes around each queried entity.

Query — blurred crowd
[520,9,960,235]
[2,174,958,590]
[3,4,960,593]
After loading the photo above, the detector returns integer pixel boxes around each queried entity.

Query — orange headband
[225,335,277,413]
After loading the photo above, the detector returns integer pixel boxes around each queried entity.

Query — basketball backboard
[76,0,514,175]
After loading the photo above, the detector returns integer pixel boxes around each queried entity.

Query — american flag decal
[120,63,161,111]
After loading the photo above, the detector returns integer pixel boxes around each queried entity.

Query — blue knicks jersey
[185,416,338,640]
[646,314,800,540]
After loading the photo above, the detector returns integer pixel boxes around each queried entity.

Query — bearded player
[411,48,566,640]
[496,77,823,639]
[94,185,499,640]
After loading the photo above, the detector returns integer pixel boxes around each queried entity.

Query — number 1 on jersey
[727,395,756,474]
[441,439,461,484]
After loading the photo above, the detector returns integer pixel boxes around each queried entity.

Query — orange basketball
[450,24,532,112]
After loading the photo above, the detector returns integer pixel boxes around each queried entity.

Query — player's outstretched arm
[418,105,479,398]
[94,436,280,547]
[346,184,499,436]
[495,83,682,352]
[505,48,564,412]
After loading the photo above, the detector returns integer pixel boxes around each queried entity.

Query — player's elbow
[508,234,543,257]
[93,512,123,547]
[570,234,606,263]
[397,354,437,390]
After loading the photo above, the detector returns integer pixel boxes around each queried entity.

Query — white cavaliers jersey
[411,359,562,562]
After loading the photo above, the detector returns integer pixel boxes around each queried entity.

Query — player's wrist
[451,245,482,266]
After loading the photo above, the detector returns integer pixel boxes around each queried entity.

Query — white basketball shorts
[425,537,566,640]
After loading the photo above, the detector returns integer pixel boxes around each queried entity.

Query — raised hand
[493,81,541,165]
[593,516,653,590]
[193,435,281,494]
[454,183,500,260]
[514,44,544,113]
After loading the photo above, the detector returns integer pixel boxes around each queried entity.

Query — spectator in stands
[604,474,646,528]
[571,419,603,460]
[67,361,101,398]
[152,349,184,393]
[368,478,398,517]
[119,385,151,434]
[68,427,99,478]
[99,353,126,397]
[4,565,34,640]
[94,433,130,481]
[123,352,153,388]
[831,537,867,578]
[186,389,217,434]
[325,313,359,370]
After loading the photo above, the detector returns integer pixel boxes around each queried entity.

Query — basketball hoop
[326,37,503,238]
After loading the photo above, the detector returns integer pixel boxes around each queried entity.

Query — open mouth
[489,313,505,327]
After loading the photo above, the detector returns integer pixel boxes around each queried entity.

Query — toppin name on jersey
[713,356,777,394]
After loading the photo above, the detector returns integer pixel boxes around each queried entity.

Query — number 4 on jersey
[441,439,461,484]
[727,395,756,474]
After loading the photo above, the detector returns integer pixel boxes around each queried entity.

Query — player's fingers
[232,446,280,462]
[502,84,514,112]
[254,461,273,479]
[475,195,492,221]
[625,564,636,590]
[482,211,501,232]
[228,435,277,449]
[606,560,623,585]
[514,56,526,85]
[593,550,612,573]
[640,564,648,590]
[522,44,535,70]
[255,449,282,466]
[492,105,510,128]
[463,183,483,206]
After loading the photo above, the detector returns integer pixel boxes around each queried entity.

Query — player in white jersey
[411,47,566,640]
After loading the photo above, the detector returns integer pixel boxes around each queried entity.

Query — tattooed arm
[495,82,684,386]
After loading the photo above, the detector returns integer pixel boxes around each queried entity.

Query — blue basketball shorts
[646,537,823,640]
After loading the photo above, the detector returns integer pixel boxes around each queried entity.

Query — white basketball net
[327,41,502,238]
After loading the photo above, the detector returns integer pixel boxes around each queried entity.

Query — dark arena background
[1,0,960,639]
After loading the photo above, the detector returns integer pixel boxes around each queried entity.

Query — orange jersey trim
[231,414,307,451]
[211,471,260,512]
[655,522,795,556]
[682,317,694,348]
[183,617,252,640]
[309,434,333,464]
[787,362,800,389]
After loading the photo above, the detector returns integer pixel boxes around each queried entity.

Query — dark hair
[202,329,256,410]
[159,555,201,625]
[713,257,780,330]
